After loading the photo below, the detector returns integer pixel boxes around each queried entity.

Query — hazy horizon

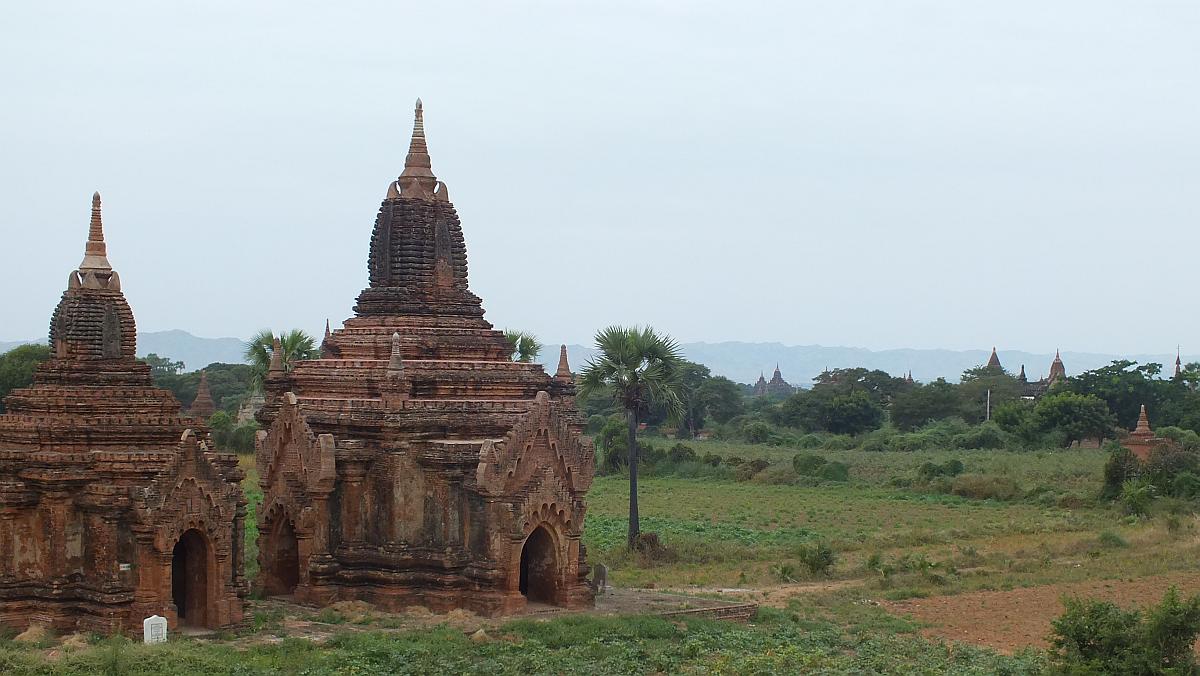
[2,2,1197,354]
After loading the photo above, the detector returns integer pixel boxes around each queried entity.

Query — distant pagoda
[188,370,216,420]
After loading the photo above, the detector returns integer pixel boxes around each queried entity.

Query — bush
[950,474,1021,501]
[818,461,850,482]
[1144,444,1200,494]
[667,443,697,463]
[917,458,964,481]
[1120,479,1156,517]
[701,453,723,467]
[1172,472,1200,500]
[797,542,836,576]
[733,458,771,481]
[952,422,1007,450]
[792,452,827,475]
[1050,587,1200,675]
[743,421,773,443]
[1097,530,1129,549]
[1102,444,1141,500]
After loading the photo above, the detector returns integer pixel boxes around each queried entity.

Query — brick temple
[254,101,595,616]
[0,194,246,633]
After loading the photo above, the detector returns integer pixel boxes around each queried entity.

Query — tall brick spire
[79,191,112,273]
[397,98,437,199]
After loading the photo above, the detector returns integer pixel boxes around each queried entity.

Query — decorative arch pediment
[256,392,336,496]
[476,391,595,498]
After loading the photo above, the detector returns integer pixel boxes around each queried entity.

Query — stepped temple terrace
[0,194,246,633]
[254,101,596,616]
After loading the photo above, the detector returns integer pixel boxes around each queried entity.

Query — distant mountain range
[2,331,1188,386]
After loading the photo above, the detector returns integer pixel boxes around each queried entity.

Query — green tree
[0,344,51,413]
[1034,391,1117,447]
[245,329,319,390]
[503,330,542,363]
[889,379,961,431]
[675,361,711,438]
[700,376,745,424]
[812,367,910,405]
[578,326,684,548]
[142,353,184,377]
[958,365,1024,424]
[1065,360,1169,429]
[825,390,884,435]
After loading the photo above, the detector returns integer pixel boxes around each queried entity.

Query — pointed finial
[1135,404,1152,433]
[324,319,331,340]
[79,191,112,272]
[388,331,404,374]
[397,98,437,199]
[555,344,572,381]
[268,335,283,373]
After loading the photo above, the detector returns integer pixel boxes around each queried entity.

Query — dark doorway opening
[171,529,210,627]
[518,526,557,604]
[264,517,300,596]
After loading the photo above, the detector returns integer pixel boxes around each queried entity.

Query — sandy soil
[883,572,1200,654]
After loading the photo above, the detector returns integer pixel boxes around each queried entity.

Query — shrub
[701,453,723,467]
[952,422,1007,450]
[1144,444,1200,494]
[792,452,828,476]
[950,474,1021,501]
[724,455,745,466]
[797,542,836,576]
[917,458,964,481]
[1050,587,1200,675]
[733,458,770,481]
[1101,444,1141,500]
[1097,530,1129,549]
[743,421,772,443]
[794,433,824,449]
[1172,472,1200,500]
[1120,478,1156,517]
[667,443,697,463]
[817,461,850,482]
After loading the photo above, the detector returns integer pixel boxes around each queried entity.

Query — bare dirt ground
[882,572,1200,654]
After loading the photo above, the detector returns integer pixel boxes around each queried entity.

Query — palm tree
[578,326,684,548]
[244,329,319,390]
[503,330,543,363]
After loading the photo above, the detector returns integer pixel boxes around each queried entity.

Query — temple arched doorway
[171,529,211,627]
[263,516,300,596]
[518,526,558,604]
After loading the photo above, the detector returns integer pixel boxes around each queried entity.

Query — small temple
[0,194,246,633]
[254,101,595,616]
[753,365,794,397]
[188,370,216,420]
[1123,404,1167,461]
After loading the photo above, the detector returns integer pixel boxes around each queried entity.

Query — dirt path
[883,572,1200,654]
[662,579,863,607]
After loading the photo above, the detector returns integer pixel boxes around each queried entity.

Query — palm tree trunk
[627,409,640,549]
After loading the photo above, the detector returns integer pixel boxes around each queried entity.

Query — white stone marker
[143,615,167,644]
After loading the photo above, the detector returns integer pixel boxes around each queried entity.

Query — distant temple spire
[1017,364,1027,382]
[79,192,112,273]
[555,345,572,381]
[986,347,1002,369]
[1048,349,1066,383]
[1176,346,1183,378]
[324,319,331,341]
[189,370,216,420]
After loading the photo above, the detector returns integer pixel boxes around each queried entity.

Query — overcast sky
[1,2,1196,354]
